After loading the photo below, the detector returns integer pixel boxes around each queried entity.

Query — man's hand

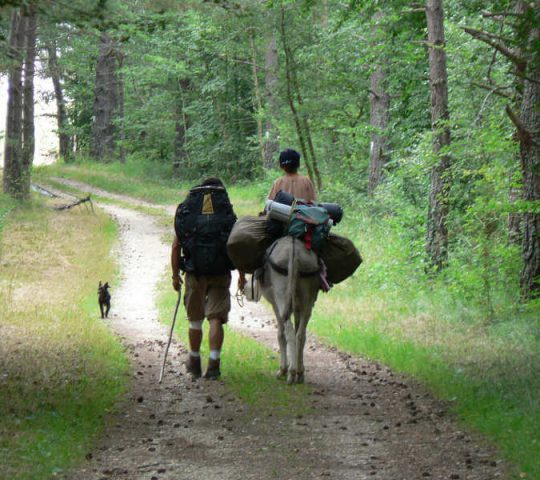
[238,271,246,292]
[172,273,183,292]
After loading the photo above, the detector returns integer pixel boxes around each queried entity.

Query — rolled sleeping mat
[319,203,343,224]
[265,199,293,223]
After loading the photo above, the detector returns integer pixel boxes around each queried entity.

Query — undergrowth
[0,195,129,479]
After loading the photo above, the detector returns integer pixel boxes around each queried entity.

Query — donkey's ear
[99,281,102,287]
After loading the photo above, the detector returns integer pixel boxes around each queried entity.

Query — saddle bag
[320,233,362,284]
[226,216,275,273]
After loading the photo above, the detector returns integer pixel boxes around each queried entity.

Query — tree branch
[505,105,535,146]
[403,8,425,14]
[462,27,524,67]
[481,11,522,18]
[471,81,514,99]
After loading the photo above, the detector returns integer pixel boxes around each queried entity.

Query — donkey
[260,236,321,384]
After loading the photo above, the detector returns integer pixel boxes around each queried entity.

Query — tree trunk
[3,10,25,197]
[3,6,37,200]
[173,78,190,174]
[518,22,540,298]
[117,52,126,163]
[368,65,390,195]
[20,5,37,196]
[263,34,279,169]
[47,43,73,162]
[248,29,265,167]
[91,32,122,161]
[280,6,322,190]
[425,0,451,272]
[368,11,390,196]
[279,7,313,182]
[508,178,522,244]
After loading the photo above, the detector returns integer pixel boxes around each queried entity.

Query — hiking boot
[185,354,202,379]
[204,358,221,380]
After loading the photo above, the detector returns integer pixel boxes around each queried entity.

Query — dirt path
[50,180,508,480]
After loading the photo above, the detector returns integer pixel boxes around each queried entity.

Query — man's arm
[171,235,182,291]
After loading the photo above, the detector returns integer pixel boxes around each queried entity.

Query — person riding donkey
[171,177,244,380]
[268,148,317,203]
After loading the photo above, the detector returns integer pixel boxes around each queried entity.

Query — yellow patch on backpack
[202,194,214,214]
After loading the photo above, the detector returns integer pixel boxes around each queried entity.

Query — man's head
[201,177,225,188]
[279,149,300,173]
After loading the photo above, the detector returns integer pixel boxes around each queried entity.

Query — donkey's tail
[285,236,298,321]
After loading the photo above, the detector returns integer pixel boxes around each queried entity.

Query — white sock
[190,351,200,358]
[209,350,220,360]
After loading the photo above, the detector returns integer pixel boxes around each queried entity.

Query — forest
[0,0,539,479]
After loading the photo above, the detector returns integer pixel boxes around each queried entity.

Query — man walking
[171,177,239,380]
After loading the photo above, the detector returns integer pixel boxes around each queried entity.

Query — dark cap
[279,149,300,169]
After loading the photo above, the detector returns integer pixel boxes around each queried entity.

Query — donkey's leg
[269,300,288,378]
[295,317,308,384]
[294,281,318,384]
[276,320,288,378]
[283,317,297,385]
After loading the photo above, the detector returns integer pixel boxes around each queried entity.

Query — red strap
[304,227,314,250]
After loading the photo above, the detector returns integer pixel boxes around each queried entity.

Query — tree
[279,4,322,190]
[90,32,124,162]
[263,33,280,169]
[3,5,37,199]
[368,11,390,196]
[425,0,451,272]
[47,42,73,162]
[464,3,540,298]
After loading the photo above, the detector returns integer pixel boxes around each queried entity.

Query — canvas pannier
[320,233,362,284]
[226,216,275,273]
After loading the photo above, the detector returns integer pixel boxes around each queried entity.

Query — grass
[157,280,311,417]
[310,212,540,479]
[0,193,130,479]
[37,160,540,478]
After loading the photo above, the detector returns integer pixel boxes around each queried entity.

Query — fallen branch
[54,194,95,213]
[31,183,60,198]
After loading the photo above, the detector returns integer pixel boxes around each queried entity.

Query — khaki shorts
[184,273,231,323]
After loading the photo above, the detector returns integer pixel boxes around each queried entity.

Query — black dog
[98,281,111,319]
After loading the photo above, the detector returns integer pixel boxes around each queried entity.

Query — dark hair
[201,177,224,187]
[279,149,300,171]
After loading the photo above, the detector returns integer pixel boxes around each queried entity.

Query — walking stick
[159,288,182,384]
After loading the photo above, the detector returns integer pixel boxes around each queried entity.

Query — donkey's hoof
[296,372,305,384]
[287,370,297,385]
[276,368,287,379]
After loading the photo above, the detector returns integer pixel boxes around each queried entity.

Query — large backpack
[287,204,331,252]
[175,185,237,275]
